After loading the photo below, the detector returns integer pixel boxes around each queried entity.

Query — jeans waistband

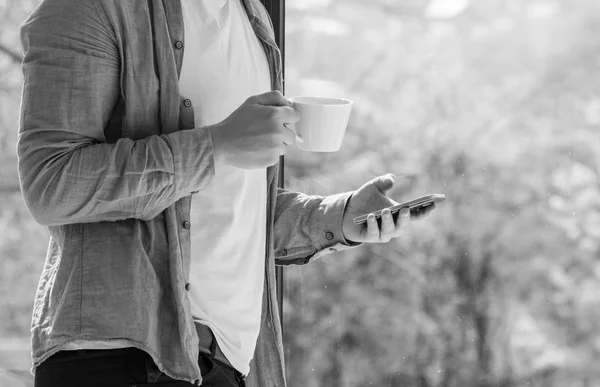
[194,322,244,379]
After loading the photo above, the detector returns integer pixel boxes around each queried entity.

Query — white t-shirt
[181,0,270,376]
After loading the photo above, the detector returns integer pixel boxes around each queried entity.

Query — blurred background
[2,0,600,386]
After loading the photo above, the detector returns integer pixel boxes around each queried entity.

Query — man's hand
[341,174,436,244]
[208,90,301,169]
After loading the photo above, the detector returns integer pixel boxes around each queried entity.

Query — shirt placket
[247,9,288,387]
[153,0,203,382]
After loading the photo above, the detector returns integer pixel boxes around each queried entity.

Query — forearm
[18,127,215,226]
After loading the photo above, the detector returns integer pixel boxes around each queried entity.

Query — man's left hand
[341,174,436,244]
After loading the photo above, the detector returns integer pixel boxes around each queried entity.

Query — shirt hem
[192,319,255,376]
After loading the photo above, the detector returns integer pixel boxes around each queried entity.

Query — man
[17,0,436,386]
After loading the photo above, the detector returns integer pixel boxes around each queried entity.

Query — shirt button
[183,99,192,107]
[174,40,184,49]
[182,221,191,229]
[185,283,191,291]
[280,249,287,257]
[325,232,334,240]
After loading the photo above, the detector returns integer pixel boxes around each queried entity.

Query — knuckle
[285,107,300,123]
[284,130,294,143]
[270,134,282,147]
[266,107,279,120]
[279,143,287,155]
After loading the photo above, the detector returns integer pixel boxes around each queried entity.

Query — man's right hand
[208,90,301,170]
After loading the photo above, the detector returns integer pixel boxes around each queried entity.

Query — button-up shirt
[18,0,357,385]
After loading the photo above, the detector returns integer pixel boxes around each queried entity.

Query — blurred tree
[0,3,48,385]
[283,0,600,386]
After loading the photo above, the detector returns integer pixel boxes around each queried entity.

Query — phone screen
[352,194,445,224]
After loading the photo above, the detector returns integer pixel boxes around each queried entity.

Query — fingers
[396,207,411,230]
[261,105,301,142]
[274,106,300,123]
[361,203,437,244]
[379,209,395,242]
[282,123,298,145]
[248,90,292,107]
[273,106,301,145]
[245,91,304,151]
[364,207,411,242]
[374,174,396,194]
[366,214,380,239]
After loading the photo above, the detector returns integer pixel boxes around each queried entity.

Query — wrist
[206,124,227,168]
[341,192,359,244]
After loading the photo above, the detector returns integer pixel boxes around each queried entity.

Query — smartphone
[352,194,446,225]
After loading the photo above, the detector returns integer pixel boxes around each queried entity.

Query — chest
[179,0,271,126]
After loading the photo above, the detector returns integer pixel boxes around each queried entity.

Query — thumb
[248,90,292,107]
[374,174,396,194]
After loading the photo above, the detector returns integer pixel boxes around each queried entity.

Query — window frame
[258,0,286,331]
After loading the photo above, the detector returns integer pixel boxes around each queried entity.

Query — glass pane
[283,1,600,386]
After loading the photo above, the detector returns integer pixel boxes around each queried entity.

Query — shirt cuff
[167,126,216,197]
[307,191,362,261]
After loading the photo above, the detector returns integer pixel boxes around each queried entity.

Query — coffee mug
[288,96,353,152]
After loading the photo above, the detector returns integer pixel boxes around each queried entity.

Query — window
[282,0,600,386]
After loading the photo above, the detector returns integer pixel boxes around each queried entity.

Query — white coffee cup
[288,96,353,152]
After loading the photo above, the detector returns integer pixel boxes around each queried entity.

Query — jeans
[34,347,246,387]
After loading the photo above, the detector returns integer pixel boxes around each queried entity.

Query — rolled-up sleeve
[273,189,362,265]
[17,0,215,226]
